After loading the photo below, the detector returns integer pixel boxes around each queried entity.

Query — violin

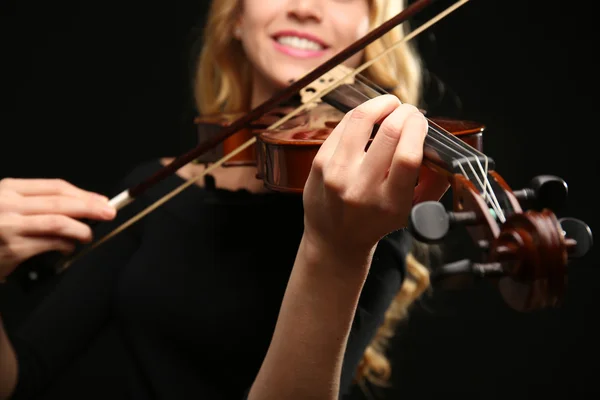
[192,65,592,312]
[14,0,593,314]
[194,103,485,194]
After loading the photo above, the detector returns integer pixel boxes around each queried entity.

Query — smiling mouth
[274,35,326,51]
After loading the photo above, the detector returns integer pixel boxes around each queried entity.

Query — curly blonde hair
[193,0,431,388]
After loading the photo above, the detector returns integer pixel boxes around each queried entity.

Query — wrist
[299,228,376,278]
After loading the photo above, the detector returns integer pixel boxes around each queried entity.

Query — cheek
[355,15,370,38]
[239,0,267,37]
[337,16,369,68]
[333,13,370,45]
[340,0,369,38]
[239,14,267,62]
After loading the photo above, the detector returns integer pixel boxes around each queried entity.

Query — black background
[1,0,598,399]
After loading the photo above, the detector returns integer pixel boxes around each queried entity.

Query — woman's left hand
[302,94,449,258]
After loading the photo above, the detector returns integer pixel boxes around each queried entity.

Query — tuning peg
[513,175,568,213]
[408,201,478,243]
[559,217,593,259]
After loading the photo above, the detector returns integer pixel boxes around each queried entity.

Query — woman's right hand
[0,178,116,280]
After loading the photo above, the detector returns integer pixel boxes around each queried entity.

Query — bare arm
[0,315,17,400]
[248,96,445,399]
[248,234,374,400]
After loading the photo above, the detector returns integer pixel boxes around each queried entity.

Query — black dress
[8,159,407,399]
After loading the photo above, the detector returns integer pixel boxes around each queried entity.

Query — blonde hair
[193,0,430,390]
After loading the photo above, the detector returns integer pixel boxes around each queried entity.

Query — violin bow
[59,0,471,270]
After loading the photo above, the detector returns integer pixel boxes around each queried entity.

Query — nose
[286,0,323,23]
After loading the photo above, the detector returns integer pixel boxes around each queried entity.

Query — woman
[0,0,446,398]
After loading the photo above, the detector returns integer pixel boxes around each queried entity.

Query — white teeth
[276,36,323,51]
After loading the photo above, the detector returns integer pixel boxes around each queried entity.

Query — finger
[17,195,116,220]
[331,95,401,166]
[313,110,352,164]
[386,112,428,202]
[413,167,450,203]
[361,103,422,183]
[18,237,77,261]
[18,214,94,243]
[0,178,108,201]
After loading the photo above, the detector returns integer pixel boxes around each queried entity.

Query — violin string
[352,72,503,217]
[355,74,486,157]
[353,74,505,222]
[426,118,504,221]
[352,83,503,221]
[335,24,494,204]
[58,0,471,270]
[352,74,472,155]
[348,77,505,221]
[339,77,467,161]
[342,75,506,221]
